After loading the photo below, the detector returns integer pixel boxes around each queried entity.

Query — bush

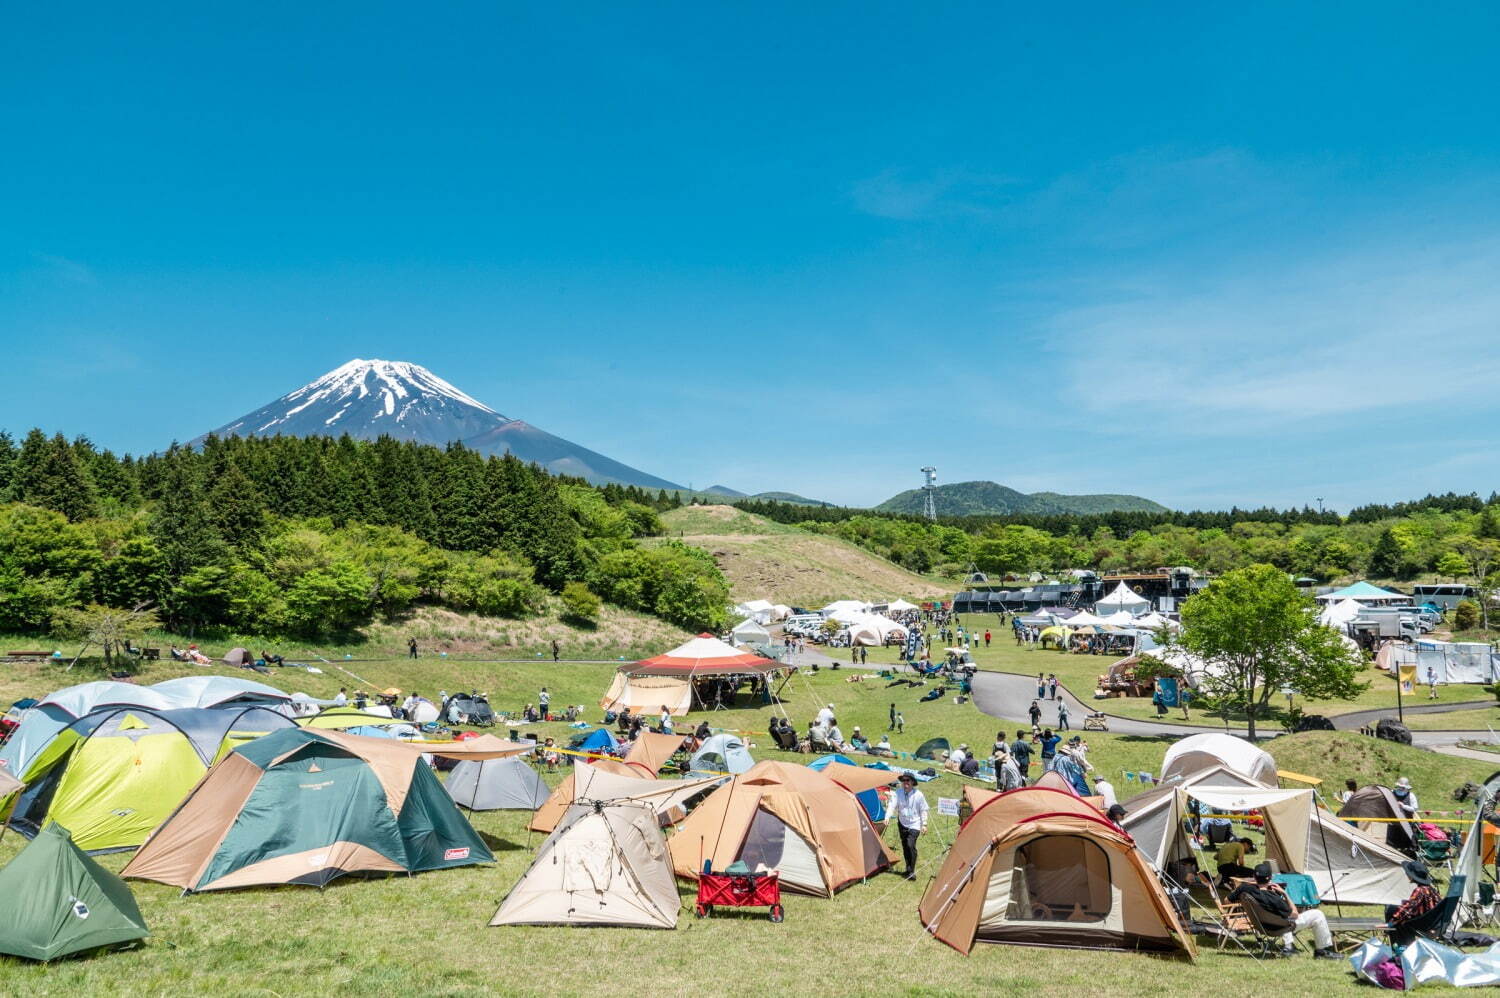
[560,581,601,623]
[1455,599,1481,630]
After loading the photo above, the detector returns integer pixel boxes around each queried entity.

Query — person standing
[538,686,551,720]
[983,629,991,647]
[407,637,418,659]
[1038,728,1060,771]
[889,702,897,731]
[1048,674,1059,701]
[1028,700,1042,729]
[1057,699,1070,731]
[1427,667,1439,700]
[1036,672,1045,698]
[1010,730,1033,784]
[860,645,868,665]
[892,773,929,880]
[551,639,560,663]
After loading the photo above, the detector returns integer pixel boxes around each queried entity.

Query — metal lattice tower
[920,467,938,520]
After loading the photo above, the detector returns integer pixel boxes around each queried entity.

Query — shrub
[560,581,601,623]
[1455,599,1481,630]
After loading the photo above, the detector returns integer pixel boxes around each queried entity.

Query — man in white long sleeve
[892,773,929,881]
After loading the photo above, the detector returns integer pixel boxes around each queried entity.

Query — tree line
[0,429,726,639]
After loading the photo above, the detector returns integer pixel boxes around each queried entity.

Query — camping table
[1323,916,1386,953]
[1273,873,1321,908]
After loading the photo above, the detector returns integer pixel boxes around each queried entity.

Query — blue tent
[807,754,888,822]
[572,728,618,753]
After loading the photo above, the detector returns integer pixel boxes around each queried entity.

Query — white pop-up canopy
[886,598,919,612]
[730,617,772,646]
[1095,581,1151,614]
[821,600,870,617]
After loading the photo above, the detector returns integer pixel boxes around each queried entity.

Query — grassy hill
[659,504,949,606]
[876,480,1167,517]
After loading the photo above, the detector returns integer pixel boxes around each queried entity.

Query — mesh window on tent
[1006,836,1112,922]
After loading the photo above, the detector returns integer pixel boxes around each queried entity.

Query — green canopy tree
[1176,562,1367,738]
[10,431,99,522]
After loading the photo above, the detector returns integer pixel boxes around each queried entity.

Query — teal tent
[0,823,149,961]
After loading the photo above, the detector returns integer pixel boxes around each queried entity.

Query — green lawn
[1399,706,1500,731]
[4,655,1497,995]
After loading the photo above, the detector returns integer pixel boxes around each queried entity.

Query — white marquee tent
[730,617,772,646]
[1095,581,1151,615]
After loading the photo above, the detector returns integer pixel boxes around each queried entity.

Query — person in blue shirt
[1038,729,1061,771]
[1053,744,1091,796]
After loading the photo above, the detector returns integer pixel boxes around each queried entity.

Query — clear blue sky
[5,2,1500,511]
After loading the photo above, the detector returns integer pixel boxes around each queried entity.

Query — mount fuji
[194,359,685,490]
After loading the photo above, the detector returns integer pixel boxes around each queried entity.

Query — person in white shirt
[333,688,348,707]
[827,721,845,751]
[892,773,929,880]
[1094,777,1117,810]
[1393,777,1418,816]
[659,706,673,734]
[401,694,417,718]
[816,704,836,727]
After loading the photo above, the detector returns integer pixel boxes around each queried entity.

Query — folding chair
[1239,894,1307,958]
[1202,879,1255,953]
[1389,878,1463,948]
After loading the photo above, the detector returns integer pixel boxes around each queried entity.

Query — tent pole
[1310,788,1344,917]
[470,758,484,813]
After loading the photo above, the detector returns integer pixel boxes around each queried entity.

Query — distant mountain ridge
[876,481,1167,517]
[192,359,685,490]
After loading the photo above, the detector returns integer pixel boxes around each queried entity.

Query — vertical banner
[1157,676,1180,708]
[1398,664,1417,696]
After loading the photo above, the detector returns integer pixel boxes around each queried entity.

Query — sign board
[936,797,960,817]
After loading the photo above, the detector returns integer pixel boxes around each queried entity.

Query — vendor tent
[919,787,1194,957]
[669,761,896,896]
[1317,598,1364,632]
[604,635,783,717]
[0,823,149,961]
[7,705,296,853]
[600,672,693,717]
[1122,767,1410,905]
[730,617,772,646]
[445,757,549,811]
[1337,785,1417,852]
[529,762,725,833]
[733,599,776,625]
[1159,732,1278,786]
[848,616,908,647]
[1094,582,1150,615]
[887,598,919,612]
[688,733,754,775]
[821,600,870,617]
[122,728,492,892]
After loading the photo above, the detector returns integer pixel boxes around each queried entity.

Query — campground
[4,654,1499,995]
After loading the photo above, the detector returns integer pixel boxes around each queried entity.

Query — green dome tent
[0,823,149,961]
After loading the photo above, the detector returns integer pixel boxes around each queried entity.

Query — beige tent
[492,800,681,929]
[1159,732,1278,786]
[668,760,896,897]
[848,616,908,647]
[530,762,725,834]
[600,673,693,717]
[919,787,1194,957]
[528,732,692,833]
[1122,765,1411,905]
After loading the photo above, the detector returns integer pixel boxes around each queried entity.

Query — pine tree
[150,453,227,588]
[207,461,268,550]
[0,430,16,499]
[10,430,99,521]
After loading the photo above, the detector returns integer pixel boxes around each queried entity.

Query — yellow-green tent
[6,705,294,854]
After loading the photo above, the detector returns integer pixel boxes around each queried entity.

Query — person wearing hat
[1228,863,1339,959]
[1386,860,1442,926]
[993,744,1023,791]
[1106,803,1127,829]
[892,772,929,881]
[1053,742,1091,797]
[849,726,869,752]
[1392,777,1419,817]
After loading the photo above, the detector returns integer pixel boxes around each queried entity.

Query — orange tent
[918,787,1194,957]
[668,760,896,897]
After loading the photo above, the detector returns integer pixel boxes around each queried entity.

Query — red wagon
[694,870,784,922]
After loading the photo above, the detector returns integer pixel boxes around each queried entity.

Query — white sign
[936,797,960,817]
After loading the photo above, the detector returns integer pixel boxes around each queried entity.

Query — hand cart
[695,870,784,922]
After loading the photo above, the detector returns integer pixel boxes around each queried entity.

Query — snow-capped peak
[285,359,501,418]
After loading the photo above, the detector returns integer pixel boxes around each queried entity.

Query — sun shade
[627,634,783,677]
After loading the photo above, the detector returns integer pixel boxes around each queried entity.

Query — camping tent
[730,617,772,646]
[445,757,550,811]
[1094,582,1150,615]
[807,754,889,822]
[121,728,493,892]
[0,823,149,961]
[149,676,291,711]
[6,705,297,853]
[1337,785,1417,852]
[918,787,1194,957]
[688,733,755,775]
[848,616,909,647]
[603,635,783,717]
[1122,765,1411,905]
[669,760,896,896]
[529,762,726,833]
[1159,732,1278,786]
[492,800,682,929]
[770,604,792,621]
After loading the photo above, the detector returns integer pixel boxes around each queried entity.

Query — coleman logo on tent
[308,853,330,867]
[109,808,135,818]
[69,896,90,919]
[444,847,470,861]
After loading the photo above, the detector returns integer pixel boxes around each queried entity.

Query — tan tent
[1159,732,1277,786]
[600,672,694,717]
[530,762,725,834]
[1337,785,1417,852]
[492,800,682,929]
[668,760,896,897]
[527,733,693,834]
[623,732,687,775]
[919,787,1195,957]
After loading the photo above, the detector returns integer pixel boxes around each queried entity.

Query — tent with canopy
[1315,581,1406,605]
[887,598,919,612]
[1094,582,1150,615]
[1317,597,1365,631]
[601,635,784,717]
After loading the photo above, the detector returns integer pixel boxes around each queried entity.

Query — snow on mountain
[195,359,685,490]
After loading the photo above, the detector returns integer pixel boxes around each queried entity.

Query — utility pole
[920,467,938,521]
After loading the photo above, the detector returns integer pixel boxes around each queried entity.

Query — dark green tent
[0,823,149,961]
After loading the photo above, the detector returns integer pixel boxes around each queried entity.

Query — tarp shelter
[492,800,681,929]
[6,706,296,854]
[445,757,549,811]
[1159,732,1278,786]
[1122,766,1411,905]
[121,728,493,892]
[848,616,909,647]
[689,733,755,775]
[1094,582,1151,615]
[1337,785,1417,852]
[0,823,149,961]
[730,617,772,646]
[1315,581,1407,605]
[603,635,784,717]
[669,760,896,897]
[529,762,726,834]
[919,787,1194,957]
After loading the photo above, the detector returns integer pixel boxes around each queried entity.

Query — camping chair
[1196,876,1256,953]
[1415,826,1457,871]
[1388,877,1464,948]
[1239,894,1306,958]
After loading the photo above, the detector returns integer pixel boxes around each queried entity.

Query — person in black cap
[1386,860,1441,926]
[1228,863,1339,959]
[1106,803,1127,829]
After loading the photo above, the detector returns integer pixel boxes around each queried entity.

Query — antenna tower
[920,467,938,521]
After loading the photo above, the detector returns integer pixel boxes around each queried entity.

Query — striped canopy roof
[627,634,782,677]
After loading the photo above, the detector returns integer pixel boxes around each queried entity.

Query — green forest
[0,429,725,640]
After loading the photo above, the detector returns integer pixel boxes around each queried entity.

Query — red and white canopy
[627,634,783,677]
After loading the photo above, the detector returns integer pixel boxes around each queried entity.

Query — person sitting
[1215,836,1257,886]
[945,744,969,773]
[849,726,870,752]
[870,733,895,757]
[959,754,980,778]
[170,646,188,662]
[541,736,560,773]
[1385,860,1442,929]
[694,720,711,741]
[1106,803,1128,830]
[564,704,581,722]
[1228,863,1339,959]
[826,719,846,752]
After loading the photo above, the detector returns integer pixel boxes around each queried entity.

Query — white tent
[1095,581,1150,615]
[1317,597,1364,631]
[730,617,772,646]
[770,604,792,621]
[821,600,870,617]
[491,800,682,928]
[733,599,776,624]
[1099,610,1136,627]
[826,607,867,626]
[848,616,909,647]
[886,598,919,612]
[1134,612,1182,632]
[1062,611,1108,627]
[1160,732,1278,785]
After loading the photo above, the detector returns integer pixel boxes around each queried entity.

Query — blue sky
[5,2,1500,511]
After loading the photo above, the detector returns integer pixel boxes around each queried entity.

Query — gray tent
[444,757,549,811]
